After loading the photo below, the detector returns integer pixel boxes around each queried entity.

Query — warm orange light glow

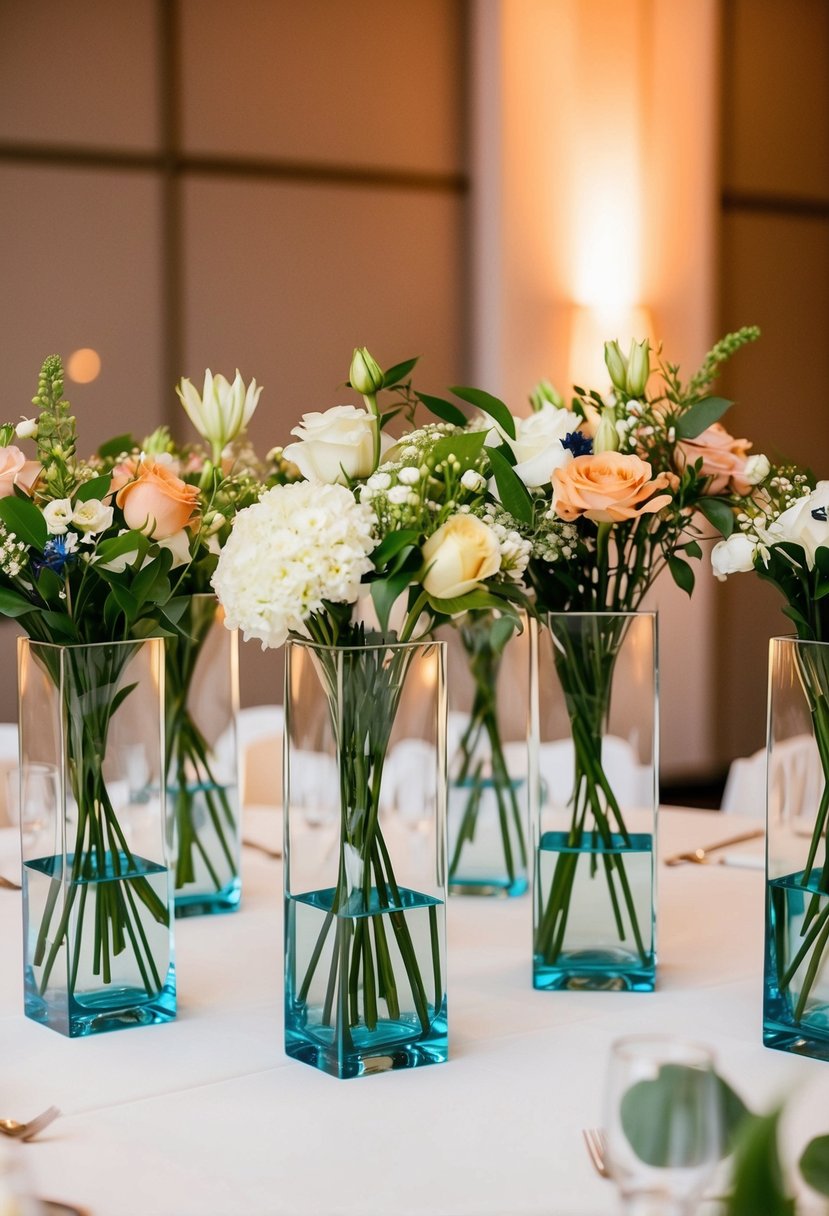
[567,303,654,391]
[66,348,101,384]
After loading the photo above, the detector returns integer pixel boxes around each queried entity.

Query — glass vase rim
[610,1032,716,1067]
[19,636,164,652]
[769,633,826,648]
[286,635,446,655]
[544,609,656,621]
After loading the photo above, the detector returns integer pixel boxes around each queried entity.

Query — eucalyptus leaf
[487,447,534,525]
[799,1133,829,1197]
[0,495,47,550]
[450,386,516,439]
[676,396,732,440]
[415,391,468,428]
[620,1064,749,1168]
[697,497,736,538]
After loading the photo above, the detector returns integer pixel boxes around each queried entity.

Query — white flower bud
[744,454,771,485]
[397,466,420,486]
[460,469,486,492]
[15,418,38,440]
[387,485,412,506]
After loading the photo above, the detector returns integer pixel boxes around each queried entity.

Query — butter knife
[663,827,764,866]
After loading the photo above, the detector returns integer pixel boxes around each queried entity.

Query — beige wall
[0,0,468,718]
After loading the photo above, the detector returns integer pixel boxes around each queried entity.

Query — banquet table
[1,808,828,1216]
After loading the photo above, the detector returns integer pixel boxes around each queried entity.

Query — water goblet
[603,1034,723,1216]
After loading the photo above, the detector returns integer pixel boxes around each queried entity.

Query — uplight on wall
[567,303,654,392]
[66,348,101,384]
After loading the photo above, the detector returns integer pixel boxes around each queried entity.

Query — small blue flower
[560,431,593,458]
[34,535,78,577]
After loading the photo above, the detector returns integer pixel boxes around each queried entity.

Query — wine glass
[6,763,59,855]
[603,1034,723,1215]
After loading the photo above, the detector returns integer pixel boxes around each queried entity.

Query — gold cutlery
[0,1106,61,1141]
[242,837,282,860]
[663,827,764,867]
[0,873,21,891]
[582,1126,610,1178]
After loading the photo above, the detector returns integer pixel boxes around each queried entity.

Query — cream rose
[72,498,113,535]
[677,422,752,496]
[283,405,385,485]
[421,514,501,599]
[711,532,759,581]
[487,404,581,487]
[115,459,200,539]
[552,452,673,524]
[0,445,40,498]
[767,482,829,569]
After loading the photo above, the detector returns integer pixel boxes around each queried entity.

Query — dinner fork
[0,1106,61,1141]
[241,837,282,860]
[582,1127,609,1179]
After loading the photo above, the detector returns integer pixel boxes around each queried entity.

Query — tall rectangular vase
[764,635,829,1059]
[284,638,448,1079]
[18,638,175,1037]
[531,612,658,992]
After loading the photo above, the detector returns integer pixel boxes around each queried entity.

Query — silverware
[663,828,764,867]
[0,873,21,891]
[0,1106,61,1141]
[242,838,282,860]
[583,1126,609,1179]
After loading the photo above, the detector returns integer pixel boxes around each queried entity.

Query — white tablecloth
[1,809,828,1216]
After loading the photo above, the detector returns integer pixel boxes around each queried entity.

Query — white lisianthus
[743,454,771,486]
[15,417,38,440]
[766,482,829,569]
[211,482,376,648]
[421,514,501,599]
[486,403,581,487]
[711,532,760,581]
[43,498,74,535]
[283,405,389,485]
[72,498,113,535]
[176,369,262,459]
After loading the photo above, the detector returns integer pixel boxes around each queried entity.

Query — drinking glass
[6,763,60,851]
[603,1035,723,1215]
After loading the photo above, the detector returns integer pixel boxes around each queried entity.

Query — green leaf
[39,610,79,643]
[668,554,695,596]
[450,386,516,439]
[108,681,139,718]
[697,497,735,538]
[0,587,34,618]
[620,1065,749,1170]
[683,539,703,560]
[799,1133,829,1196]
[370,570,412,633]
[429,429,487,472]
[97,433,135,460]
[415,391,468,428]
[726,1111,795,1216]
[108,581,140,623]
[675,396,732,440]
[426,589,514,617]
[75,475,112,503]
[382,357,419,388]
[379,406,406,431]
[371,529,420,570]
[487,447,534,525]
[0,496,47,550]
[93,530,148,568]
[489,613,519,654]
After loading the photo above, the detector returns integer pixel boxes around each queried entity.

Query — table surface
[1,808,828,1216]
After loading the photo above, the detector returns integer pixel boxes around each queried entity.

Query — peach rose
[115,458,200,539]
[676,422,751,496]
[0,445,41,498]
[552,452,673,523]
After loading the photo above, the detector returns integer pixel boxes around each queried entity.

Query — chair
[235,705,283,807]
[721,734,822,820]
[0,724,19,827]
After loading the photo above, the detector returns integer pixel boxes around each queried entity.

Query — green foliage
[450,386,516,439]
[675,396,733,440]
[487,447,534,525]
[724,1111,795,1216]
[415,391,469,428]
[0,495,47,550]
[620,1064,749,1169]
[799,1134,829,1197]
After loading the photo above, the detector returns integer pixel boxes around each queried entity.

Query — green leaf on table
[382,357,419,388]
[0,587,34,618]
[676,396,732,440]
[724,1110,795,1216]
[487,447,534,524]
[697,497,735,538]
[75,474,112,503]
[0,495,47,550]
[668,554,695,596]
[450,386,515,439]
[799,1133,829,1196]
[620,1064,749,1169]
[415,391,468,428]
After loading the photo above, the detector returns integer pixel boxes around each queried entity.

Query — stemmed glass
[603,1035,723,1215]
[7,763,60,854]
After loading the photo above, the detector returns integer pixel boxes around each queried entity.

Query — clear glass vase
[166,595,241,917]
[442,613,529,897]
[531,612,658,992]
[284,637,448,1079]
[764,635,829,1060]
[18,637,175,1037]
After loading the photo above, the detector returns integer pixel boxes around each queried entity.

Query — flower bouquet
[213,348,526,1077]
[0,356,213,1034]
[438,328,763,988]
[712,472,829,1056]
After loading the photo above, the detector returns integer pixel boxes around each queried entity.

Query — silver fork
[0,1106,61,1141]
[583,1127,609,1178]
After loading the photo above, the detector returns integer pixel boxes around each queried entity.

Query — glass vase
[18,637,175,1037]
[284,637,448,1079]
[166,595,241,917]
[442,613,529,897]
[764,635,829,1060]
[531,612,658,992]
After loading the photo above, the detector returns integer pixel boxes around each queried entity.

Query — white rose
[743,454,771,486]
[43,498,74,535]
[711,532,758,582]
[767,482,829,569]
[487,403,581,487]
[283,405,387,485]
[421,514,501,599]
[72,498,114,535]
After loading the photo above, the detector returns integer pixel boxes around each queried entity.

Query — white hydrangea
[211,482,376,649]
